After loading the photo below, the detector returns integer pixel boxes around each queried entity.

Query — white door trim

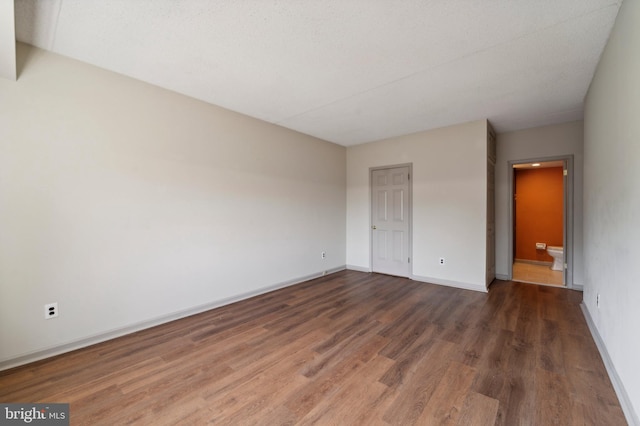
[507,155,574,288]
[369,163,413,278]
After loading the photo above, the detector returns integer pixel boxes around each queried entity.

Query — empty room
[1,1,638,425]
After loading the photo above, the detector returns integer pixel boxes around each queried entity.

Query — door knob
[372,225,377,230]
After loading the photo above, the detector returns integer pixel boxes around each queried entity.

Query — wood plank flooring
[0,271,626,425]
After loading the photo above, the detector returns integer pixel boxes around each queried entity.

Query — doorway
[370,164,412,278]
[508,157,573,288]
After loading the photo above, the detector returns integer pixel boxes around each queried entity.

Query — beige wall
[346,120,489,291]
[495,121,584,286]
[583,0,640,422]
[0,44,346,366]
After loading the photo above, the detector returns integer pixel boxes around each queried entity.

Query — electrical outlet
[44,302,58,319]
[321,251,326,259]
[439,257,445,265]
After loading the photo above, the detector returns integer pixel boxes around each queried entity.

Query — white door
[371,166,411,277]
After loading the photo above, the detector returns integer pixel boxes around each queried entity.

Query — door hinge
[408,257,410,263]
[408,173,410,180]
[563,169,568,176]
[564,263,568,269]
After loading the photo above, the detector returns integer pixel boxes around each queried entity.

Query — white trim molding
[346,264,372,273]
[412,275,488,293]
[581,303,639,426]
[0,266,346,372]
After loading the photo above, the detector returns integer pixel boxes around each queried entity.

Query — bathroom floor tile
[513,261,563,286]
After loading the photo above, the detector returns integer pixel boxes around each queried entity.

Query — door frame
[507,155,574,288]
[369,163,413,278]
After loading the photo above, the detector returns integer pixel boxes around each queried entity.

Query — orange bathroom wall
[514,167,563,262]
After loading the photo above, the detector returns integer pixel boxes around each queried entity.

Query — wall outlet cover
[44,302,58,319]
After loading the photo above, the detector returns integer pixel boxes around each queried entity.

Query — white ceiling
[13,0,622,146]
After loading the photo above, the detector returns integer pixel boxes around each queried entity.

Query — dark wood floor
[0,271,626,425]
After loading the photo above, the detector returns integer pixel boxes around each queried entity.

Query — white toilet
[547,246,564,271]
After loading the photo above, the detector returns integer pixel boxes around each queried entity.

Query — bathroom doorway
[508,157,573,287]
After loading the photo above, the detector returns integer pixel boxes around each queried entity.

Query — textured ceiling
[13,0,622,146]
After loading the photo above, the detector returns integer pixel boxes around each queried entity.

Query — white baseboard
[345,267,487,294]
[0,266,346,372]
[411,275,487,293]
[581,303,639,426]
[322,265,347,276]
[346,264,372,273]
[495,274,510,280]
